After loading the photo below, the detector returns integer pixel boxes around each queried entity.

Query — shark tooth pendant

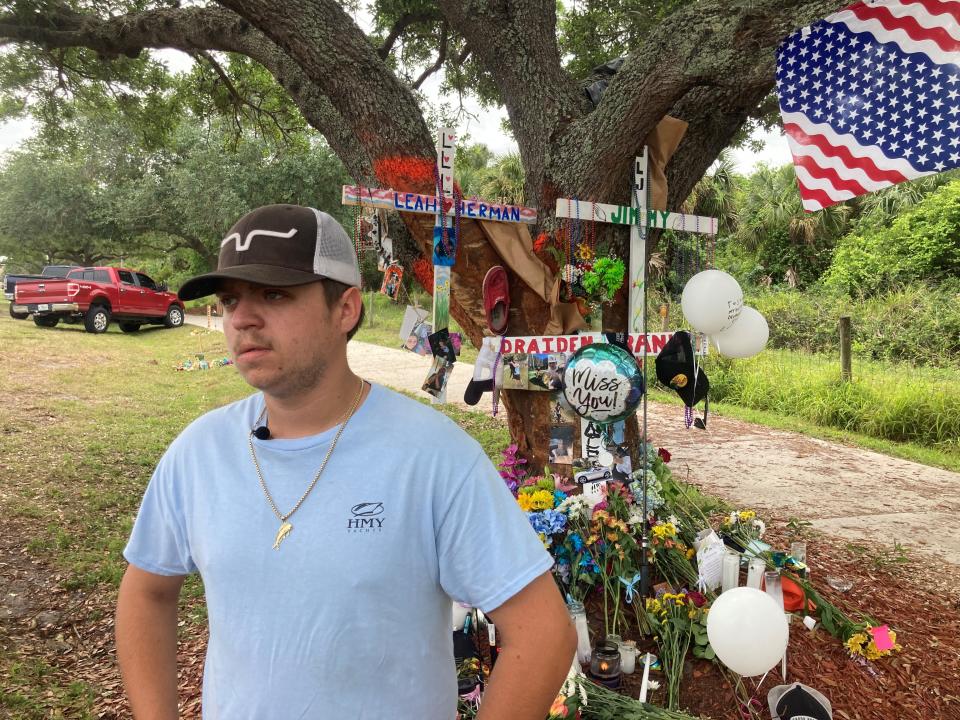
[273,521,293,550]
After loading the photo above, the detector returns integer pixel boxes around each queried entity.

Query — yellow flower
[576,244,595,261]
[517,494,535,512]
[606,531,620,542]
[739,510,756,521]
[538,532,550,549]
[645,598,662,615]
[530,489,555,510]
[845,632,868,657]
[685,547,695,559]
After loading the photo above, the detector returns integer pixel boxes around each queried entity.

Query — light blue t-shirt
[124,383,552,719]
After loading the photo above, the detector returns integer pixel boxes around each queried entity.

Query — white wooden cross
[342,128,538,403]
[554,150,719,601]
[553,149,718,333]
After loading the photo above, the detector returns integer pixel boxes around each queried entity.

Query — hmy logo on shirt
[346,502,385,533]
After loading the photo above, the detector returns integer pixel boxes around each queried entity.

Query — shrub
[745,284,960,368]
[702,350,960,448]
[824,180,960,295]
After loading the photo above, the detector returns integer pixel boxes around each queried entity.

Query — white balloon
[706,587,789,676]
[680,270,744,335]
[711,306,769,359]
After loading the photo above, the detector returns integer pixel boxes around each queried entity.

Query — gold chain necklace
[248,378,365,550]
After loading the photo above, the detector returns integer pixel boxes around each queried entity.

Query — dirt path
[187,316,960,566]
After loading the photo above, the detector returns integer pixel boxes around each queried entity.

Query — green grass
[645,346,960,471]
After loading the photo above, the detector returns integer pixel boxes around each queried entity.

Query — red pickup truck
[12,266,185,334]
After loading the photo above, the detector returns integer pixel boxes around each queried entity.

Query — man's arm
[115,564,186,720]
[477,572,577,720]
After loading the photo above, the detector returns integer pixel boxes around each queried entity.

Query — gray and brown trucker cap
[178,204,361,301]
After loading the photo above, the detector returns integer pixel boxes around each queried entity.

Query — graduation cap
[654,330,708,428]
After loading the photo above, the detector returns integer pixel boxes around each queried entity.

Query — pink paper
[870,625,894,651]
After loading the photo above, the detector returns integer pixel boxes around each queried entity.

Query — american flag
[776,0,960,212]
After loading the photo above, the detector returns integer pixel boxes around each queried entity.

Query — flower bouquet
[643,592,707,711]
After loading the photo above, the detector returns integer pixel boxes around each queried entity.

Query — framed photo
[380,264,403,301]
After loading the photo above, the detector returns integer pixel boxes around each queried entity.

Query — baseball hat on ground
[768,683,832,720]
[178,204,361,301]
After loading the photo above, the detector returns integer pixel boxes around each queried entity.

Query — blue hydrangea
[527,509,567,535]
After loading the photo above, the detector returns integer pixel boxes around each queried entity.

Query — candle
[568,601,592,665]
[639,653,652,702]
[721,551,740,593]
[620,640,637,674]
[746,557,765,589]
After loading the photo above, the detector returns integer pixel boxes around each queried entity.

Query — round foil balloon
[563,343,644,424]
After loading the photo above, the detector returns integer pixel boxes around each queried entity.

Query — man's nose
[229,297,264,330]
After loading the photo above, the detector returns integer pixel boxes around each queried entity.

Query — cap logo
[221,227,298,253]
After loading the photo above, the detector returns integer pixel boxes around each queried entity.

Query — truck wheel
[119,322,141,333]
[164,304,185,328]
[33,315,59,328]
[84,305,111,334]
[9,305,29,320]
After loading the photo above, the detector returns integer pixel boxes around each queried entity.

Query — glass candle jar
[764,570,784,610]
[619,639,638,674]
[721,550,740,592]
[590,641,622,679]
[568,600,593,665]
[746,557,766,589]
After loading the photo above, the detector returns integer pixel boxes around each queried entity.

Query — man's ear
[338,287,363,333]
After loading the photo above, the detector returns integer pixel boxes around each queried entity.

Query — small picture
[501,353,529,390]
[399,306,432,356]
[549,425,574,465]
[380,264,403,301]
[428,328,457,363]
[449,332,463,357]
[550,391,577,425]
[609,444,632,481]
[527,353,566,392]
[399,305,428,341]
[423,356,454,398]
[432,225,458,267]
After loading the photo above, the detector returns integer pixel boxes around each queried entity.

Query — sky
[0,48,794,174]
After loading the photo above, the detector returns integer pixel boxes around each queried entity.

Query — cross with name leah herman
[342,128,538,403]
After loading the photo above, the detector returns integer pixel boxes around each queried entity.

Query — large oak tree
[0,0,847,462]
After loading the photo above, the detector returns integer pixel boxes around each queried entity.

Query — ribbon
[619,573,642,604]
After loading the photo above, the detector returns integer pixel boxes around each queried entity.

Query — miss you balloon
[563,343,644,424]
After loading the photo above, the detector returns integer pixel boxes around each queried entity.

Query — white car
[575,465,612,484]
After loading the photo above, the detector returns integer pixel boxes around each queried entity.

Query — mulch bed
[2,515,960,719]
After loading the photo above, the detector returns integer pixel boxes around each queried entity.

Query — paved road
[184,313,960,565]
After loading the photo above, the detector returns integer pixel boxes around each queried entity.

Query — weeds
[845,540,912,570]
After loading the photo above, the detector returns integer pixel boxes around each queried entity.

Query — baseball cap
[768,683,832,720]
[178,204,361,300]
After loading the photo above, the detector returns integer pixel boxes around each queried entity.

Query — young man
[116,204,576,719]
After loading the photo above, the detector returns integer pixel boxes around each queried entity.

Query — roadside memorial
[451,146,904,719]
[342,128,539,404]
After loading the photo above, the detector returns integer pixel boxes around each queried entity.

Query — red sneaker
[483,265,509,335]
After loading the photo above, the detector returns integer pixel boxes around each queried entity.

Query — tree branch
[193,50,292,141]
[550,0,851,205]
[0,4,376,181]
[411,25,448,90]
[378,10,440,60]
[216,0,433,166]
